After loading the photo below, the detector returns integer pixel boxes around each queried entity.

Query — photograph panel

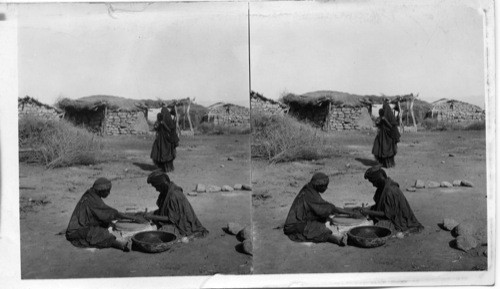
[249,0,493,284]
[16,2,252,279]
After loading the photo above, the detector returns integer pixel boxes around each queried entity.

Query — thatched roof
[207,102,248,111]
[57,95,193,112]
[283,90,416,107]
[251,91,287,108]
[431,98,483,111]
[18,96,62,112]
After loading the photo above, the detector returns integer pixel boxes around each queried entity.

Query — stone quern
[426,181,440,188]
[440,181,453,188]
[195,184,206,193]
[461,180,474,187]
[415,180,425,188]
[226,222,243,235]
[453,180,462,186]
[222,185,234,192]
[453,223,476,236]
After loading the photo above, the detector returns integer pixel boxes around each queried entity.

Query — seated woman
[360,166,424,234]
[283,172,362,246]
[146,171,209,238]
[65,178,144,252]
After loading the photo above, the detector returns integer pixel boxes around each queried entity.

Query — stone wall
[432,101,485,123]
[325,106,373,131]
[251,96,287,115]
[18,102,61,120]
[208,105,250,127]
[104,110,150,135]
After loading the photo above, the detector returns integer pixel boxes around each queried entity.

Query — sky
[17,2,250,107]
[250,0,487,108]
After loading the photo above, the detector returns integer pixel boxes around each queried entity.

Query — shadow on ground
[354,158,380,167]
[133,162,158,171]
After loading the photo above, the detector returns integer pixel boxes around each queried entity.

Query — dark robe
[372,102,400,167]
[155,182,208,237]
[65,189,118,248]
[371,178,424,232]
[283,183,340,243]
[150,108,179,171]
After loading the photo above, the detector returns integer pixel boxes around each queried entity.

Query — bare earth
[251,130,488,273]
[20,134,252,279]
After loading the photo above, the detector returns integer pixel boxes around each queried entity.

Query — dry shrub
[197,122,251,135]
[421,118,485,131]
[19,115,103,168]
[251,112,338,163]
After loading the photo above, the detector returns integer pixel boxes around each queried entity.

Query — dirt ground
[20,134,252,279]
[251,130,488,273]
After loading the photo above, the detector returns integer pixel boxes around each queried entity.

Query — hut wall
[287,104,329,128]
[250,96,287,115]
[326,106,371,131]
[433,102,485,123]
[207,106,250,127]
[18,102,61,120]
[104,110,150,135]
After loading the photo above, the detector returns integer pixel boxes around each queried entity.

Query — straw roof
[283,90,416,107]
[19,96,62,112]
[251,91,287,108]
[57,95,192,112]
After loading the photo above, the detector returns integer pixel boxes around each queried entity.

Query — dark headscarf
[364,166,387,183]
[161,107,176,131]
[93,178,112,191]
[382,101,399,127]
[147,170,171,187]
[310,172,329,186]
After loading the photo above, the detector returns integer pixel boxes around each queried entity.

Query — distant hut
[57,95,194,135]
[18,96,62,120]
[430,98,485,123]
[282,91,376,131]
[250,91,288,115]
[205,102,250,127]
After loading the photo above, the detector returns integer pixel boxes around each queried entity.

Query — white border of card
[0,0,496,288]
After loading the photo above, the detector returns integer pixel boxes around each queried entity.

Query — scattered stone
[242,184,252,191]
[449,153,455,157]
[483,251,488,257]
[441,161,445,164]
[455,235,478,252]
[441,218,459,231]
[406,187,416,192]
[242,239,253,256]
[222,185,234,192]
[415,180,425,189]
[426,181,440,188]
[440,181,453,188]
[453,180,462,187]
[187,192,198,197]
[461,180,474,187]
[234,184,243,190]
[195,184,206,193]
[396,232,404,239]
[181,237,189,244]
[226,222,243,235]
[206,185,221,193]
[220,165,225,168]
[237,226,251,241]
[453,223,476,236]
[227,157,234,161]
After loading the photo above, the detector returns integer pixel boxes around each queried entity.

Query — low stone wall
[208,105,250,127]
[18,102,61,120]
[326,106,373,131]
[433,101,485,123]
[251,96,287,115]
[104,110,150,135]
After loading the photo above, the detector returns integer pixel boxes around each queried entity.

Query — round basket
[347,226,392,248]
[131,231,177,253]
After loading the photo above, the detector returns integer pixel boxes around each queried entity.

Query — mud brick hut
[250,91,288,115]
[282,91,377,131]
[206,102,250,127]
[430,98,485,124]
[18,96,62,120]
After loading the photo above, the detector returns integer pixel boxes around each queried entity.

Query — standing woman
[151,106,179,172]
[372,100,401,168]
